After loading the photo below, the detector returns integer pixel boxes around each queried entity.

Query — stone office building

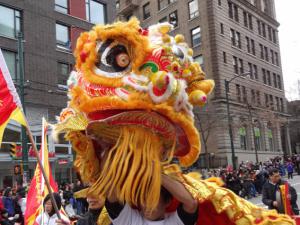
[116,0,291,167]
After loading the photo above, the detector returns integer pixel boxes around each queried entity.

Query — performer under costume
[54,18,295,225]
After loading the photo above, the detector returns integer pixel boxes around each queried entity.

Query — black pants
[288,172,293,179]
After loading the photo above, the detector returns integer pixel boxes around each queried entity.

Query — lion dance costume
[54,18,295,225]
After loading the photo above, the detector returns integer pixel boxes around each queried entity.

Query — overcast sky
[275,0,300,101]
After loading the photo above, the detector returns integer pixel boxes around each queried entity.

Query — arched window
[253,125,261,151]
[267,122,274,151]
[239,125,247,150]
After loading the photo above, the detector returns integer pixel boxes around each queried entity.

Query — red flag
[0,48,27,145]
[24,119,58,225]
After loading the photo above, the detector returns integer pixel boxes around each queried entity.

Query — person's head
[141,187,172,220]
[43,193,62,216]
[3,188,12,197]
[87,196,104,210]
[1,209,8,218]
[269,168,281,184]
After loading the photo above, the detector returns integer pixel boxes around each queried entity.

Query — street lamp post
[17,32,29,185]
[225,72,250,170]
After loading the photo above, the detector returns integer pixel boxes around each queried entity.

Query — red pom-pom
[80,51,88,62]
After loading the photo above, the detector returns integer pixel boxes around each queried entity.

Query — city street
[249,175,300,208]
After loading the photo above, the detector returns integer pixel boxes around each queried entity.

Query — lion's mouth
[86,110,190,158]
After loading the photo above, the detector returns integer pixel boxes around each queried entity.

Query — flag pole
[24,124,62,220]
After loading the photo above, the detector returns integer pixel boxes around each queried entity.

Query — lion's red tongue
[88,110,127,120]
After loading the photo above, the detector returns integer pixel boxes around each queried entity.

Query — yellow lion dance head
[55,18,214,210]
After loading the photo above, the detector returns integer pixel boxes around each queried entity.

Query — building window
[251,39,255,55]
[273,73,277,88]
[253,64,258,79]
[254,126,261,151]
[257,20,261,35]
[268,26,272,41]
[239,58,244,74]
[277,75,282,89]
[275,96,279,111]
[0,5,21,38]
[248,14,253,30]
[248,62,253,79]
[267,70,271,86]
[57,62,72,86]
[275,52,279,66]
[169,11,178,27]
[188,0,199,19]
[264,46,269,61]
[232,56,239,74]
[269,95,274,110]
[230,29,235,46]
[270,49,274,64]
[243,11,248,27]
[194,55,204,68]
[223,51,227,63]
[158,0,171,10]
[242,86,247,103]
[218,0,222,6]
[262,22,266,37]
[251,89,256,105]
[280,98,284,112]
[246,37,250,53]
[56,23,70,50]
[2,50,17,80]
[256,90,261,105]
[228,1,233,19]
[236,84,241,102]
[236,31,241,48]
[239,126,247,150]
[264,93,269,107]
[143,2,151,20]
[273,29,277,44]
[234,4,239,22]
[191,26,201,47]
[233,56,238,74]
[262,68,266,84]
[55,0,68,14]
[86,0,106,24]
[259,44,264,59]
[267,128,273,151]
[220,23,224,34]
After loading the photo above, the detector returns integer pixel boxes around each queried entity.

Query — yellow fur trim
[179,174,295,225]
[97,207,111,225]
[88,126,162,211]
[70,87,200,167]
[66,131,100,183]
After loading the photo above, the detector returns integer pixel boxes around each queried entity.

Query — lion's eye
[116,53,130,68]
[172,46,184,60]
[94,39,131,77]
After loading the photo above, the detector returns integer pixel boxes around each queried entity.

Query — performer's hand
[273,201,278,207]
[56,219,70,225]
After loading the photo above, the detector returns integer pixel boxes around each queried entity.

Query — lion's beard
[89,126,168,210]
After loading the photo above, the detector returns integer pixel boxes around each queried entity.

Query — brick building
[0,0,115,187]
[116,0,291,167]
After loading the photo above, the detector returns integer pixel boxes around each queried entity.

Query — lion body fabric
[54,18,295,225]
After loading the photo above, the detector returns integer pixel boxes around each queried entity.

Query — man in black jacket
[262,168,299,215]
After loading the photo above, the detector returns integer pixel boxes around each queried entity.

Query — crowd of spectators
[201,155,300,200]
[0,179,89,225]
[1,155,300,224]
